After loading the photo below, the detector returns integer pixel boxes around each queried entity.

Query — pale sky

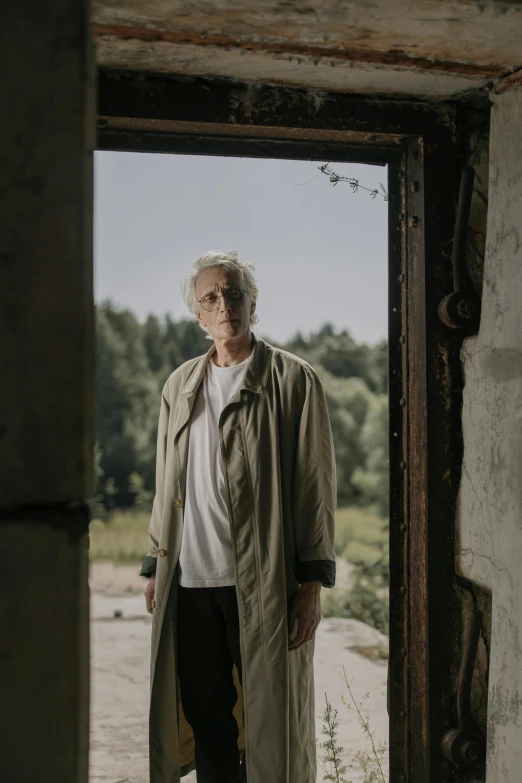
[94,152,388,345]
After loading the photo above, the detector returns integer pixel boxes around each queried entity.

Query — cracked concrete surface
[89,565,388,783]
[456,85,522,783]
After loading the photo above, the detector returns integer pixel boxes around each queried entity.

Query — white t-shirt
[178,357,249,587]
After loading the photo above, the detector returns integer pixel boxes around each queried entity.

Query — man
[141,250,336,783]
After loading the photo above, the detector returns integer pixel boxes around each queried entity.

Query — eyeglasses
[198,287,246,312]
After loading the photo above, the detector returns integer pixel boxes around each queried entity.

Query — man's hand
[288,581,322,651]
[144,575,156,615]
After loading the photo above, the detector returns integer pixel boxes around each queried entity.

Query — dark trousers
[177,585,247,783]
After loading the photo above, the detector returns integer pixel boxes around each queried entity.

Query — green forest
[94,300,389,519]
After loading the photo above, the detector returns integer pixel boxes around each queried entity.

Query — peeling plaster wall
[456,85,522,783]
[91,0,522,98]
[91,0,522,69]
[94,39,489,97]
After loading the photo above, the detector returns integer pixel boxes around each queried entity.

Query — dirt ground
[89,562,389,783]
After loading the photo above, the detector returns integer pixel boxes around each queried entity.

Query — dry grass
[89,506,389,565]
[89,511,150,563]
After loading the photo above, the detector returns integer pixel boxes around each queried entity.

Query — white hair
[181,250,260,337]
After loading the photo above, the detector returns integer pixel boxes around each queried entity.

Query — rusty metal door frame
[96,71,461,783]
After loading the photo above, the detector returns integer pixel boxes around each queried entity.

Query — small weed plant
[318,668,387,783]
[319,695,349,782]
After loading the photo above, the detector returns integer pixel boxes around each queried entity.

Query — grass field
[89,511,151,563]
[89,506,388,565]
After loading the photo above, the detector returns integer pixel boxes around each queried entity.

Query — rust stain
[495,66,522,94]
[97,115,405,144]
[92,23,507,77]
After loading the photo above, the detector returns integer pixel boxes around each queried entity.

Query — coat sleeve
[140,383,170,579]
[292,368,337,588]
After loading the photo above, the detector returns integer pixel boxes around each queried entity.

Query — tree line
[94,301,389,518]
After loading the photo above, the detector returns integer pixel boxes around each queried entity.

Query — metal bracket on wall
[438,166,482,332]
[440,608,486,769]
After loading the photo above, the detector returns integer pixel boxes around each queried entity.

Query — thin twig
[340,669,387,783]
[297,172,322,186]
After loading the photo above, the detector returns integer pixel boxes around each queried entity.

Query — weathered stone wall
[0,1,94,781]
[456,85,522,783]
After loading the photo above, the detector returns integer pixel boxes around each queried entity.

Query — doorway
[90,150,389,782]
[97,69,463,783]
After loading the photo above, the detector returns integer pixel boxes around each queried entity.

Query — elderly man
[140,250,336,783]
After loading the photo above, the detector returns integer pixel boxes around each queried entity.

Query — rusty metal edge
[97,129,397,165]
[97,69,457,138]
[97,115,406,145]
[405,137,430,782]
[388,159,409,783]
[423,114,463,783]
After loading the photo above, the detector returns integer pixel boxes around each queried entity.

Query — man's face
[195,266,255,342]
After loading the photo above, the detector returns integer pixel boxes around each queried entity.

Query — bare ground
[89,562,388,783]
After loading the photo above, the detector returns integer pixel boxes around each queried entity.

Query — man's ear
[196,309,205,327]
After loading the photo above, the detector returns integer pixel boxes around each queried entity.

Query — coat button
[174,499,182,508]
[159,549,167,557]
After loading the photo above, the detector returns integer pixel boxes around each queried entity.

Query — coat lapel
[173,345,215,443]
[172,334,269,506]
[175,334,269,439]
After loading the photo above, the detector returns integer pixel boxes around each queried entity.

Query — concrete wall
[0,1,94,780]
[466,115,490,299]
[456,84,522,783]
[92,0,522,99]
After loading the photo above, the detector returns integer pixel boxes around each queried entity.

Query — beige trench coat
[143,334,336,783]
